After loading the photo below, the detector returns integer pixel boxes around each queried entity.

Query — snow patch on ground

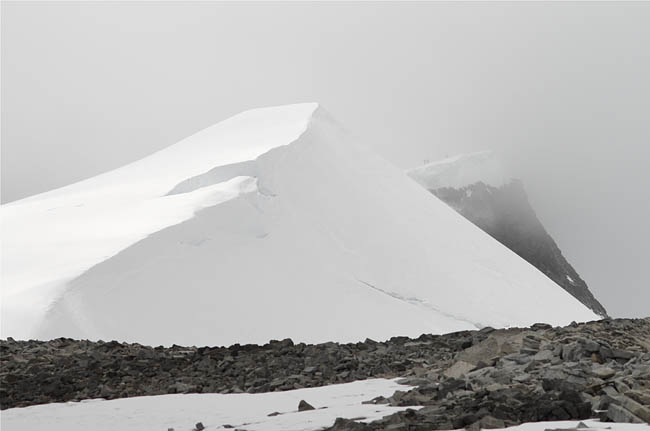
[490,419,650,431]
[0,379,417,431]
[3,383,647,431]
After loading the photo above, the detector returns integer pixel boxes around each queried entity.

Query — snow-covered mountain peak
[1,103,320,340]
[1,105,598,346]
[407,150,511,191]
[154,102,320,183]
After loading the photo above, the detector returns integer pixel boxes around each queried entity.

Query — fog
[2,2,648,317]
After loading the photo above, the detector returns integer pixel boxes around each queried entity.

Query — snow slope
[1,103,314,341]
[406,152,609,318]
[407,150,509,190]
[1,104,598,346]
[0,379,418,431]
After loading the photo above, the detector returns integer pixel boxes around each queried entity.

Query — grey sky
[2,2,649,318]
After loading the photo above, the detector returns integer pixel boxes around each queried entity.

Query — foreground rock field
[2,318,649,430]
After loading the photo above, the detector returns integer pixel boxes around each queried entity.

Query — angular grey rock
[626,390,650,406]
[444,361,475,379]
[478,415,505,429]
[613,349,636,360]
[599,345,614,361]
[592,367,616,380]
[513,373,531,383]
[533,349,555,362]
[602,385,620,397]
[617,395,650,422]
[171,382,194,393]
[607,403,645,423]
[362,396,388,405]
[614,379,631,393]
[562,343,584,362]
[298,399,315,411]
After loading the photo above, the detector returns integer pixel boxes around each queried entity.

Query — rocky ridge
[430,180,608,317]
[2,318,649,430]
[327,318,650,430]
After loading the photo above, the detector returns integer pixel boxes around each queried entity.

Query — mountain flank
[408,152,607,317]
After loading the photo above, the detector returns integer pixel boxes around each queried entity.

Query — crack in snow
[355,278,481,330]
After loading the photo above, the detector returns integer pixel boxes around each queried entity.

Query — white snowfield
[1,379,647,431]
[0,379,416,431]
[494,420,649,431]
[407,150,510,191]
[1,103,598,346]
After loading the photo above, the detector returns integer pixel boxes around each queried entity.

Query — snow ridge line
[165,104,322,198]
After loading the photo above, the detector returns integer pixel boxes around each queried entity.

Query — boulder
[478,415,506,429]
[298,399,315,411]
[444,361,475,379]
[613,349,636,360]
[616,395,650,422]
[456,331,523,366]
[592,367,616,380]
[562,343,584,362]
[606,403,644,423]
[533,350,555,362]
[626,390,650,406]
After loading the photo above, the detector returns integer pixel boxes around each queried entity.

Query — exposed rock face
[2,318,649,430]
[430,180,608,317]
[325,318,650,430]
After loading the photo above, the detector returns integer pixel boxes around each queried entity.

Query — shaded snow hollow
[0,103,598,346]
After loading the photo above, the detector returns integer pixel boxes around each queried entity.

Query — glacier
[0,103,598,346]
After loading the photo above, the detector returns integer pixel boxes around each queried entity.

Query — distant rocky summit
[431,180,608,317]
[408,152,608,317]
[2,318,649,429]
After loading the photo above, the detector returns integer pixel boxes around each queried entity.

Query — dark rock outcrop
[325,318,650,430]
[430,180,607,317]
[3,319,650,429]
[298,399,316,411]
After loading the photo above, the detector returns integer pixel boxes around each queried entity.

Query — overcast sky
[2,2,649,318]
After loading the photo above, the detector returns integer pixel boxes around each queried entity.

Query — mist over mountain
[2,2,648,429]
[408,152,607,317]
